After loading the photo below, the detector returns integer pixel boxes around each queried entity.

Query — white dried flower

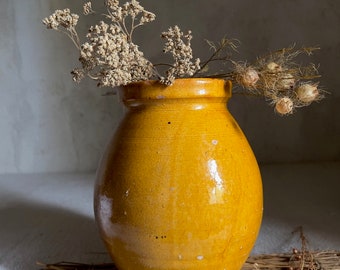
[275,97,294,115]
[43,9,79,30]
[77,19,154,87]
[296,83,319,103]
[105,0,119,9]
[123,0,144,17]
[105,0,125,21]
[140,11,156,24]
[161,25,200,85]
[71,68,85,83]
[83,2,94,15]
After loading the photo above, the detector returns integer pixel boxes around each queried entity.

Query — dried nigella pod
[275,97,294,115]
[296,83,319,103]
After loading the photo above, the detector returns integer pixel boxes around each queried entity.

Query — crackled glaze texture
[94,79,263,270]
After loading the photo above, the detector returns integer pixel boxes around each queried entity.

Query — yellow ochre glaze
[94,78,263,270]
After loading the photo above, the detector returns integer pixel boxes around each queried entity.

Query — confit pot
[94,78,263,270]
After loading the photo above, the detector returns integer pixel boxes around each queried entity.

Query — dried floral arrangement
[43,0,325,115]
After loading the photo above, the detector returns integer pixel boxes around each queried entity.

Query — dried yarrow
[44,1,157,87]
[160,25,201,85]
[83,2,94,15]
[43,8,79,30]
[76,21,154,87]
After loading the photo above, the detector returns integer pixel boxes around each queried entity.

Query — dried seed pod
[266,62,282,72]
[275,97,294,115]
[240,68,259,88]
[277,73,295,90]
[296,83,319,103]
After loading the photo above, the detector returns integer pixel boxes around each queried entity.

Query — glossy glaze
[94,78,263,270]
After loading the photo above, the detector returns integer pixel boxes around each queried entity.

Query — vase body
[94,78,263,270]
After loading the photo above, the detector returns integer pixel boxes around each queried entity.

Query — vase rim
[120,78,232,102]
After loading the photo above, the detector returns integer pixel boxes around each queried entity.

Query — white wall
[0,1,123,173]
[0,0,339,173]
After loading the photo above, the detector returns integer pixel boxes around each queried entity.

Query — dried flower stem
[193,37,239,77]
[160,25,201,85]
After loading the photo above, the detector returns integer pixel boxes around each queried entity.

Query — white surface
[0,163,339,270]
[0,173,111,270]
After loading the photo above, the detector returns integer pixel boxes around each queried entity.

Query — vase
[94,78,263,270]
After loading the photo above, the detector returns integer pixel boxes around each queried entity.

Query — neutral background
[0,0,339,173]
[0,0,339,265]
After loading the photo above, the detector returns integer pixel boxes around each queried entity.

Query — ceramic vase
[94,78,263,270]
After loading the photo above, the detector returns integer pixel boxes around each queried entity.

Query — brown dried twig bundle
[38,251,340,270]
[243,251,340,270]
[38,228,340,270]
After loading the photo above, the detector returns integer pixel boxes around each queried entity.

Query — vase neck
[119,78,232,108]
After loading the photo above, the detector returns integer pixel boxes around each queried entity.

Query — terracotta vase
[94,78,263,270]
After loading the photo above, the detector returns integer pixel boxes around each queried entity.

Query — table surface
[0,162,339,270]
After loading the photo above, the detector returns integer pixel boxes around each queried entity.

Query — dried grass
[38,228,340,270]
[37,251,340,270]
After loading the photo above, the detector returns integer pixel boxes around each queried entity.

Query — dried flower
[160,25,200,85]
[78,21,154,87]
[122,0,144,17]
[83,2,94,15]
[44,1,158,87]
[71,68,85,83]
[275,97,294,115]
[296,83,319,103]
[229,45,323,113]
[105,0,119,9]
[43,9,79,30]
[239,67,260,89]
[140,11,156,24]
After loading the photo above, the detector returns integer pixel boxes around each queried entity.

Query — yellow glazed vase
[94,78,263,270]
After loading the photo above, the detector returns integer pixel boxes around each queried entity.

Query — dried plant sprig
[160,25,201,85]
[194,37,240,76]
[43,1,158,88]
[42,9,80,49]
[76,1,157,87]
[226,45,324,115]
[104,0,156,41]
[75,20,154,87]
[83,2,95,15]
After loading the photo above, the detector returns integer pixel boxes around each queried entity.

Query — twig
[39,228,340,270]
[38,251,340,270]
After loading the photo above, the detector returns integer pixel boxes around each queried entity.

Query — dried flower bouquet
[43,0,325,115]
